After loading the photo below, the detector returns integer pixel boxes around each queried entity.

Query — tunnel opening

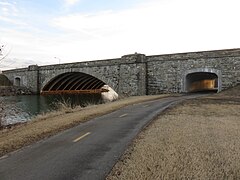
[185,72,218,93]
[14,77,21,86]
[41,72,109,95]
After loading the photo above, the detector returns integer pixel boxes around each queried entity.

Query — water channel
[0,94,102,126]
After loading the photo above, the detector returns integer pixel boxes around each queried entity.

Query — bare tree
[0,45,4,57]
[0,43,11,62]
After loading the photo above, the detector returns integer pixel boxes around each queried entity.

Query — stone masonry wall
[2,49,240,95]
[3,65,39,93]
[147,49,240,94]
[119,54,147,96]
[3,54,148,96]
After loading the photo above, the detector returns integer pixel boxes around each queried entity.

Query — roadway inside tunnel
[185,72,218,93]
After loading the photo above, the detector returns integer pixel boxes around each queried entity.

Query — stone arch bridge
[3,49,240,96]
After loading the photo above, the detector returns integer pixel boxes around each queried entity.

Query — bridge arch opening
[14,77,21,86]
[41,72,108,95]
[0,74,12,86]
[185,72,218,93]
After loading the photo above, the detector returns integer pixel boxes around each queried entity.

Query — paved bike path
[0,95,201,180]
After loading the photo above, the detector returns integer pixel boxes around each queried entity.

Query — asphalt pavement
[0,94,203,180]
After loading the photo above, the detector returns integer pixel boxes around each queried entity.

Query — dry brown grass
[0,95,169,157]
[107,90,240,179]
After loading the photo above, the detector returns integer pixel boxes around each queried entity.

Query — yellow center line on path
[119,113,128,118]
[143,104,149,107]
[73,132,91,143]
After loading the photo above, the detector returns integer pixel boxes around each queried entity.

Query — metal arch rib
[48,73,74,91]
[56,73,79,91]
[89,80,102,89]
[91,81,105,89]
[41,72,108,94]
[80,77,100,90]
[75,76,95,90]
[69,76,90,90]
[62,75,84,90]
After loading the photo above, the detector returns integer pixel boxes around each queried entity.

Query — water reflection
[0,94,102,126]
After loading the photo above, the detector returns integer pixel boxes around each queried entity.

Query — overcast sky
[0,0,240,70]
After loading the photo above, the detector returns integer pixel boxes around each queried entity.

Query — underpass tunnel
[41,72,107,95]
[185,72,218,93]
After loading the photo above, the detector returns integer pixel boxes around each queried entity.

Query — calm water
[0,94,102,126]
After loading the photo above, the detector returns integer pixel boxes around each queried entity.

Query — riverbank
[107,86,240,179]
[0,86,32,96]
[0,94,170,157]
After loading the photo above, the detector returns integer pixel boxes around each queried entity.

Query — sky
[0,0,240,70]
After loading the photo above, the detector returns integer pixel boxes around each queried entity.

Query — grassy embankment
[107,85,240,180]
[0,94,170,157]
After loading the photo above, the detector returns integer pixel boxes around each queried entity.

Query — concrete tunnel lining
[182,68,222,93]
